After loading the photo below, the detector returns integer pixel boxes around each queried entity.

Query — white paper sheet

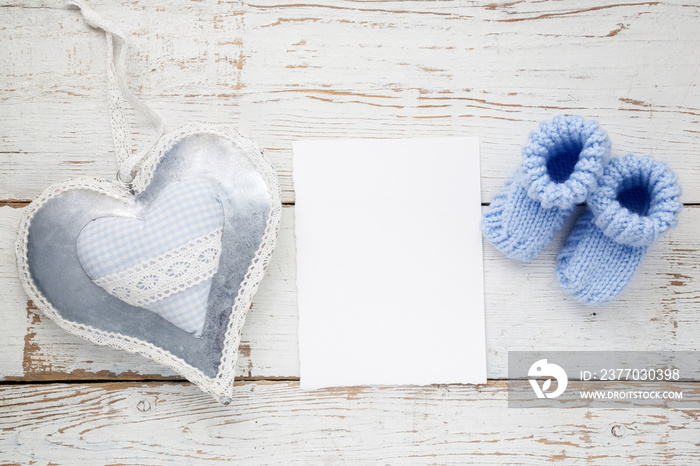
[293,138,486,390]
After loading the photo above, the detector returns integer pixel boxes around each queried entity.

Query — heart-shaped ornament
[77,177,226,337]
[16,124,282,403]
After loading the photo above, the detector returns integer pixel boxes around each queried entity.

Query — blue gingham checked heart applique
[14,3,282,404]
[76,177,225,337]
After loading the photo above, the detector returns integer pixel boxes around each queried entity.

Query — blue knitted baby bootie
[481,115,610,261]
[556,155,682,304]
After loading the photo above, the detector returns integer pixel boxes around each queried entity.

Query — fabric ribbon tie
[66,0,164,183]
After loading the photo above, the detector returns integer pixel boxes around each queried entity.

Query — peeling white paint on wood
[0,207,27,378]
[1,1,699,202]
[1,205,697,381]
[0,381,699,465]
[2,0,699,463]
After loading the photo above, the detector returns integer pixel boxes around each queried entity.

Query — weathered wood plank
[0,381,698,465]
[2,203,698,381]
[1,1,699,202]
[0,208,26,380]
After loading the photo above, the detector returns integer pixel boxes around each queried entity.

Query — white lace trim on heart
[17,1,279,406]
[16,124,282,404]
[93,227,223,307]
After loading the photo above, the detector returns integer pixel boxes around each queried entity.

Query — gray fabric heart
[17,126,281,403]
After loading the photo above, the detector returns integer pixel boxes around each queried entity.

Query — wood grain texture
[2,204,698,382]
[1,0,699,203]
[1,381,699,465]
[3,1,700,464]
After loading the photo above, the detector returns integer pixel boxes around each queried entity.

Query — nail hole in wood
[137,399,152,412]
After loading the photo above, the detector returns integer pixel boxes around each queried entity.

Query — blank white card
[293,138,486,389]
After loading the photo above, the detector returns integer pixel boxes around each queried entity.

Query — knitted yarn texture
[481,115,611,261]
[557,154,682,304]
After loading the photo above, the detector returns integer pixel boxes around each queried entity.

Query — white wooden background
[2,0,699,464]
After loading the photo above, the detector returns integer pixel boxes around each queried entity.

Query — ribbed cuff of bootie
[588,155,682,247]
[481,115,610,261]
[557,154,682,304]
[517,115,611,209]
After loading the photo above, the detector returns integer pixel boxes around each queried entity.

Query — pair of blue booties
[481,115,682,305]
